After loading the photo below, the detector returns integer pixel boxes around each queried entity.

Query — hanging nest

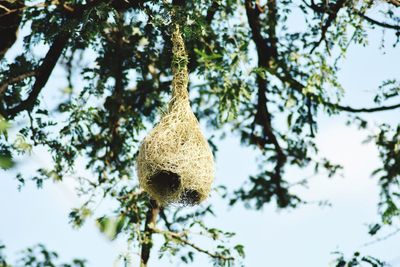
[136,25,214,206]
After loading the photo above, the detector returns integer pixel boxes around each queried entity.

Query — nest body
[136,25,214,206]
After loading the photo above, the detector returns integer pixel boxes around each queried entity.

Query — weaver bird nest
[136,25,214,206]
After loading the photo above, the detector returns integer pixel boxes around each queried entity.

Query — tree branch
[172,0,184,7]
[152,228,235,262]
[310,0,346,53]
[328,102,400,113]
[268,62,400,113]
[245,0,290,207]
[140,199,159,267]
[245,0,275,64]
[0,0,24,58]
[243,0,399,208]
[103,13,125,164]
[2,32,71,118]
[0,0,104,119]
[159,208,173,231]
[304,0,400,31]
[205,0,220,24]
[355,11,400,30]
[362,227,400,247]
[384,0,400,7]
[0,1,74,19]
[266,0,278,58]
[0,70,37,95]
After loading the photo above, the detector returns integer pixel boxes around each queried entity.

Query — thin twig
[330,102,400,113]
[152,227,235,262]
[0,70,37,95]
[361,228,400,247]
[355,11,400,30]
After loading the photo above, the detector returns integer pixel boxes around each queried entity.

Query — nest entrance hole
[148,170,201,205]
[180,189,200,205]
[148,170,181,197]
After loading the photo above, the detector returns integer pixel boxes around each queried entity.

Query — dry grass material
[136,25,214,206]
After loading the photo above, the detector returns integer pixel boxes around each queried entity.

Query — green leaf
[96,215,126,240]
[0,118,11,133]
[234,244,245,258]
[0,155,14,170]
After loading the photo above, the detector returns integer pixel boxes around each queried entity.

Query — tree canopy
[0,0,399,266]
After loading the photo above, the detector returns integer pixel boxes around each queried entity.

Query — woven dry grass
[136,25,214,206]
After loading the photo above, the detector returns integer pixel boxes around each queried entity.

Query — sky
[1,4,400,267]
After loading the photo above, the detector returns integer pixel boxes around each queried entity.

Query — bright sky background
[1,4,400,267]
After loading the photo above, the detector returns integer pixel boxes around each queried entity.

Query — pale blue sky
[1,5,400,267]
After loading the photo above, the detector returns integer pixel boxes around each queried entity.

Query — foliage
[332,251,389,267]
[0,242,86,267]
[0,0,399,266]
